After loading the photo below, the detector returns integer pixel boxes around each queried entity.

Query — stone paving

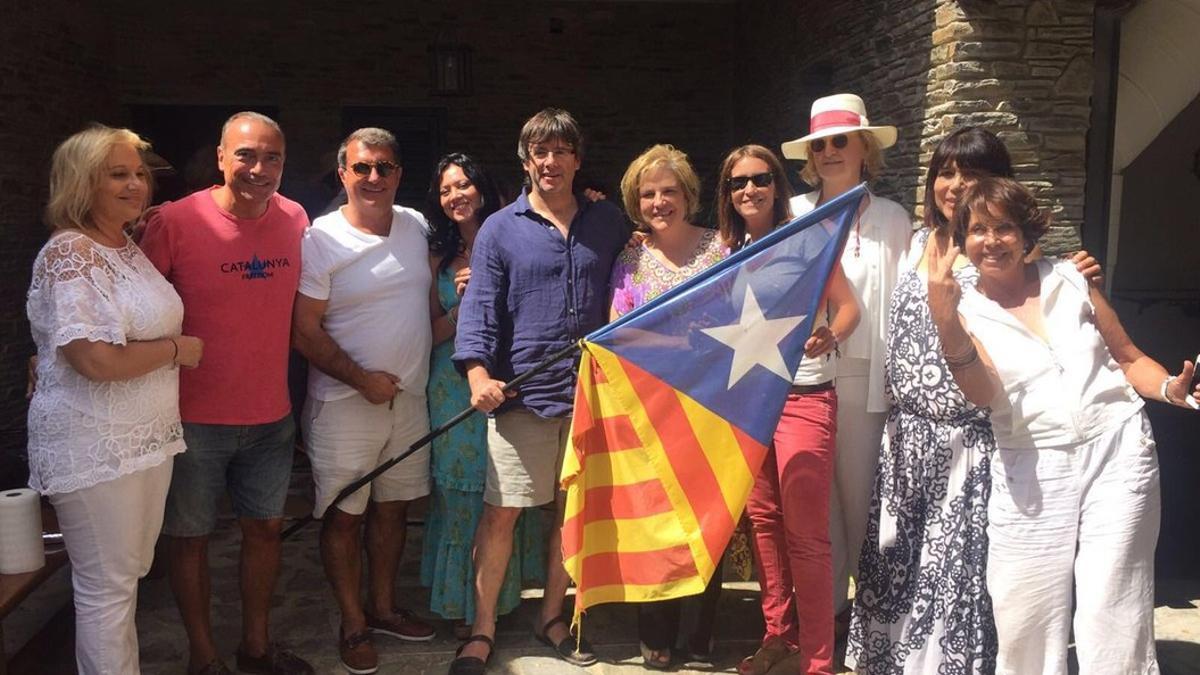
[10,459,1199,674]
[133,505,772,675]
[129,487,1200,675]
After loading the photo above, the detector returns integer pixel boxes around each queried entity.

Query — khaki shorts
[302,390,431,517]
[484,409,571,507]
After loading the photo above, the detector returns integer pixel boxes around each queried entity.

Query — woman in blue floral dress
[422,153,544,635]
[846,129,1012,674]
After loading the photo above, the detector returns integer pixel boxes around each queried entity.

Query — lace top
[26,231,186,495]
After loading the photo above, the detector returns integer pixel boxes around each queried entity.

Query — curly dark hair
[425,152,502,273]
[952,177,1050,253]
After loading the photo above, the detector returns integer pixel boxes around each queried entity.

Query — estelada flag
[561,185,865,625]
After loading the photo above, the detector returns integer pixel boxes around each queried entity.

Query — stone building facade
[0,0,1101,481]
[739,0,1095,252]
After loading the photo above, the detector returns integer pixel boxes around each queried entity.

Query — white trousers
[49,458,173,675]
[830,365,887,613]
[988,411,1160,675]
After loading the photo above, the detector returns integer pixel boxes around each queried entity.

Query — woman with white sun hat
[782,93,915,636]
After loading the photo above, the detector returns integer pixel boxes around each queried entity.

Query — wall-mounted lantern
[429,36,472,96]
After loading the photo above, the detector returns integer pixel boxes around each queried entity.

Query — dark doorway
[340,107,448,211]
[128,104,280,204]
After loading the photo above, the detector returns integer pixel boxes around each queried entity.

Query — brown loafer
[235,644,313,675]
[337,629,378,675]
[366,607,436,642]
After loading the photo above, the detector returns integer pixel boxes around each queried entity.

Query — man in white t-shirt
[292,128,434,674]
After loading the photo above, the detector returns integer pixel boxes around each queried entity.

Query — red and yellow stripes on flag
[561,341,768,625]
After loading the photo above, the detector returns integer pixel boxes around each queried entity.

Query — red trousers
[746,389,836,675]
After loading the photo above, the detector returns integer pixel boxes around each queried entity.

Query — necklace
[819,190,867,257]
[852,196,870,257]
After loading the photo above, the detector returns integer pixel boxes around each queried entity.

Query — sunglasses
[809,134,849,154]
[727,172,774,191]
[348,161,399,178]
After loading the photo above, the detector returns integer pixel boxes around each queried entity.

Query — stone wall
[0,3,121,484]
[0,1,739,482]
[925,0,1094,252]
[737,0,1094,253]
[734,0,938,208]
[0,0,1104,484]
[104,0,737,203]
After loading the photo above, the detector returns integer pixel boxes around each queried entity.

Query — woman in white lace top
[26,125,203,674]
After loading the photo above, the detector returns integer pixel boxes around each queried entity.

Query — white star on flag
[700,284,805,389]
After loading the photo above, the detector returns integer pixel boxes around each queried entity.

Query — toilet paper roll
[0,488,45,574]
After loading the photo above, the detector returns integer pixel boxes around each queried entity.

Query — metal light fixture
[429,31,472,96]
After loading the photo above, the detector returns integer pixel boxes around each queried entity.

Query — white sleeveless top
[26,232,186,494]
[959,259,1143,449]
[793,309,837,385]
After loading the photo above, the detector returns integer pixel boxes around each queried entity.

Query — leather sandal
[639,641,671,670]
[534,615,598,667]
[448,634,494,675]
[737,635,792,675]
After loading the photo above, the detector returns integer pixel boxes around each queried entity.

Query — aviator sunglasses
[348,160,399,178]
[809,134,849,154]
[727,172,774,191]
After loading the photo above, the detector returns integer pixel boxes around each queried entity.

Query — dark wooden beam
[1082,7,1122,263]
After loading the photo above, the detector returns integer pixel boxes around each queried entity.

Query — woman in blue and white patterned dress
[846,128,1013,674]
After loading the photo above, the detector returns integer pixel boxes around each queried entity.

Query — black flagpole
[281,341,582,541]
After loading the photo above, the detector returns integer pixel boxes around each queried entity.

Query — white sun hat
[780,93,898,161]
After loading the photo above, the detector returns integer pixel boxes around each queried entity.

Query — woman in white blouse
[930,177,1198,674]
[26,125,203,674]
[781,93,912,625]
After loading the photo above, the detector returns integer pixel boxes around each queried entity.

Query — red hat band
[809,110,866,135]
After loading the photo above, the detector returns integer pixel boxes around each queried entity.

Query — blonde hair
[798,130,885,188]
[45,125,151,231]
[619,144,701,229]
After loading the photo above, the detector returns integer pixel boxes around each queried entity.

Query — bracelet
[1160,375,1176,405]
[948,352,979,371]
[944,341,979,370]
[447,306,458,327]
[169,338,179,366]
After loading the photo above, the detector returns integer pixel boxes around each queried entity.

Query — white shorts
[485,409,570,508]
[302,390,431,517]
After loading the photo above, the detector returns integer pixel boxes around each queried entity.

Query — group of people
[23,94,1198,675]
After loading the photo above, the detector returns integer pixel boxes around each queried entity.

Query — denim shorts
[161,414,296,537]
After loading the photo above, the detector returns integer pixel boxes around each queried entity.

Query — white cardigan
[789,190,913,412]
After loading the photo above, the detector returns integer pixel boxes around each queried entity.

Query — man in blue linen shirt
[451,108,628,671]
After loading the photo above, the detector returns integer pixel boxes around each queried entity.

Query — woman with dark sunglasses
[779,95,915,652]
[716,144,860,675]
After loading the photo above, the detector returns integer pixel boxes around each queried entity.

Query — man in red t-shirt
[140,112,312,675]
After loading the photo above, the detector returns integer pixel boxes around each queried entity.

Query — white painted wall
[1108,0,1200,285]
[1114,0,1200,172]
